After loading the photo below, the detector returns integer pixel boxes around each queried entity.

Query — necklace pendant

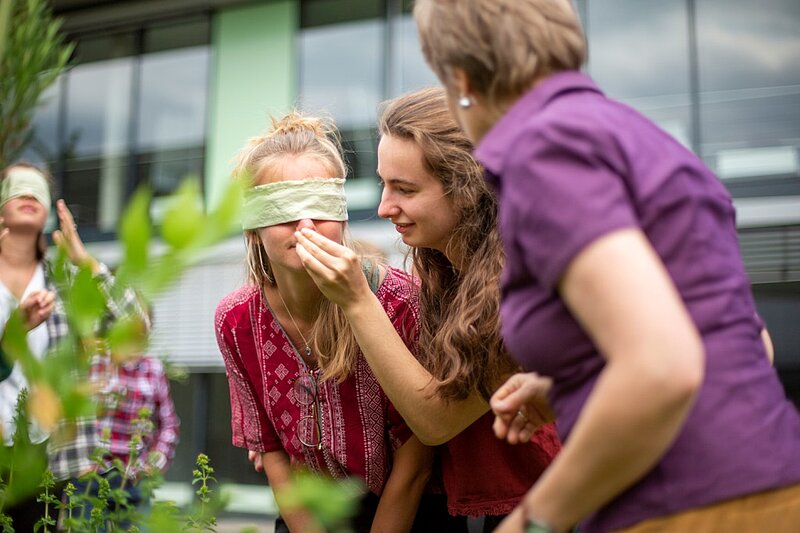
[304,346,312,357]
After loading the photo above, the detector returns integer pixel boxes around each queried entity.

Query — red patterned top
[216,267,419,496]
[440,414,561,516]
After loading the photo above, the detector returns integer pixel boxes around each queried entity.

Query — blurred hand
[491,372,555,445]
[52,199,98,272]
[19,289,56,330]
[248,449,264,473]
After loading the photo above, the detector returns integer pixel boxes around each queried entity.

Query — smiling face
[377,134,459,256]
[1,194,49,233]
[254,155,345,275]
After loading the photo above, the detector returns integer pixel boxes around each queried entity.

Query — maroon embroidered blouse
[216,267,419,495]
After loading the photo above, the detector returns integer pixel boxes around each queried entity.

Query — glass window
[586,0,693,148]
[695,0,800,182]
[21,81,61,167]
[64,33,135,231]
[299,18,384,130]
[22,18,210,238]
[137,20,210,198]
[393,8,438,94]
[299,0,386,211]
[66,58,134,158]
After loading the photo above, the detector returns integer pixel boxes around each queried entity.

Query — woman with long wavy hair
[295,88,560,530]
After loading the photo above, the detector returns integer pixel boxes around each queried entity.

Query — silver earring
[458,95,473,109]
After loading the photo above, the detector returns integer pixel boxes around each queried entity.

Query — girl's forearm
[344,296,487,445]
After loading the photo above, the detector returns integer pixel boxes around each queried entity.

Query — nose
[295,218,316,232]
[377,189,399,220]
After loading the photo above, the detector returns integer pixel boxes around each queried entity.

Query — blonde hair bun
[232,110,348,185]
[269,111,336,139]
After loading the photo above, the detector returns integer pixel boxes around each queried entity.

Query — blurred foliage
[0,0,74,168]
[1,176,364,530]
[277,470,364,532]
[0,177,243,529]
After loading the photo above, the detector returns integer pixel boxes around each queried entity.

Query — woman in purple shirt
[410,0,800,532]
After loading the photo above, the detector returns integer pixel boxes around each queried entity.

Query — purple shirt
[475,71,800,532]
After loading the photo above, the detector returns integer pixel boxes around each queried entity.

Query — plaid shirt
[90,354,179,476]
[44,262,149,481]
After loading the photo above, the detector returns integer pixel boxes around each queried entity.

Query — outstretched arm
[295,228,487,445]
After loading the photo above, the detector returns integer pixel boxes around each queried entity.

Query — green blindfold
[242,178,348,230]
[1,167,51,209]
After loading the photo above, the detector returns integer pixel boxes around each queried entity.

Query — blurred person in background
[70,304,179,527]
[0,162,148,530]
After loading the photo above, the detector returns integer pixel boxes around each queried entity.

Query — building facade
[33,0,800,494]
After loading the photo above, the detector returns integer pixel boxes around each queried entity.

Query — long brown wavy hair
[378,87,518,401]
[232,112,377,383]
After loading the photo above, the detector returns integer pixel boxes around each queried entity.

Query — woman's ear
[450,67,474,100]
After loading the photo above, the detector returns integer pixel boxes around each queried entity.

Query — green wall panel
[206,1,297,207]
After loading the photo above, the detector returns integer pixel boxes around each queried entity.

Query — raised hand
[51,199,98,272]
[19,289,56,331]
[491,372,555,445]
[293,228,374,310]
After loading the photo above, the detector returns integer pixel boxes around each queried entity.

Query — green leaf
[0,310,45,385]
[118,186,152,281]
[277,471,363,529]
[204,178,244,243]
[160,178,204,250]
[0,310,32,365]
[107,315,149,361]
[64,266,106,338]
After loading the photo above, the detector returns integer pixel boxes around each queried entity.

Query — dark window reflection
[66,58,134,158]
[696,0,800,182]
[65,38,134,232]
[299,19,383,130]
[137,20,210,204]
[137,147,204,197]
[586,0,692,148]
[24,19,210,238]
[299,0,442,211]
[22,82,61,166]
[301,0,384,27]
[299,0,384,210]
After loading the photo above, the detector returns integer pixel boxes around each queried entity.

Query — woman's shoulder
[215,285,260,324]
[375,266,420,308]
[378,266,419,293]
